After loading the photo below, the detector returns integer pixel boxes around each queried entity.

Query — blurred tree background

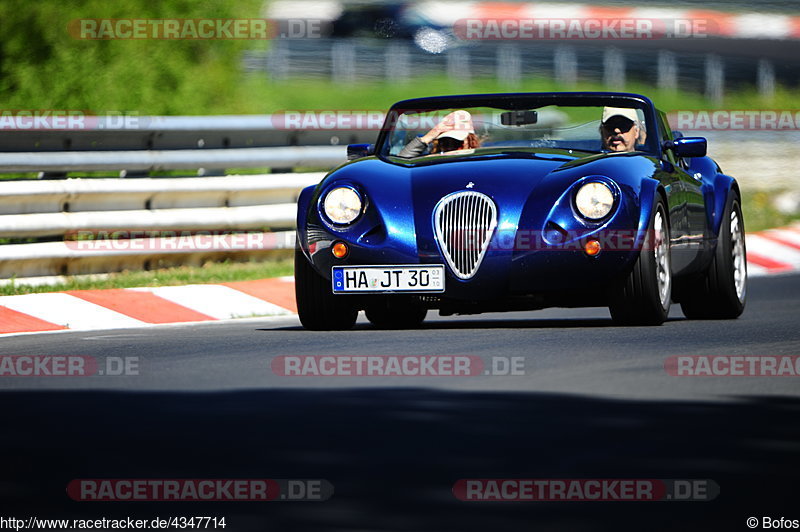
[0,0,266,114]
[1,1,798,115]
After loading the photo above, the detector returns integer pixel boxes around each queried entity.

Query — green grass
[0,257,294,296]
[742,190,800,232]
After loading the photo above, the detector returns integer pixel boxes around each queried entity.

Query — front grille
[434,191,497,279]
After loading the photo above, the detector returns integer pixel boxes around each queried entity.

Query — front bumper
[303,234,640,302]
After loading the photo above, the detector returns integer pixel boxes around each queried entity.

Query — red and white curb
[746,224,800,276]
[0,225,798,335]
[0,277,296,335]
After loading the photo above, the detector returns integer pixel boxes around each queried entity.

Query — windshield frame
[375,92,661,160]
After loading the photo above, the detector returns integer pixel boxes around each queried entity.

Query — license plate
[332,265,445,293]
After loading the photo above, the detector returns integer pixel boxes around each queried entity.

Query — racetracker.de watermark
[669,110,800,131]
[0,110,143,130]
[68,18,323,40]
[453,18,712,40]
[67,479,333,501]
[665,356,800,377]
[445,229,670,252]
[271,355,525,377]
[0,355,139,377]
[453,478,719,501]
[66,231,289,252]
[269,109,480,131]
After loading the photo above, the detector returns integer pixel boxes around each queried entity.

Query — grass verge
[742,190,800,232]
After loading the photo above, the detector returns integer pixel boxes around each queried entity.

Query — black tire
[679,191,747,319]
[609,198,672,326]
[365,297,427,329]
[294,246,358,330]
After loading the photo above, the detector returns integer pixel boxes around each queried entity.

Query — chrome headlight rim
[573,179,617,222]
[321,185,364,226]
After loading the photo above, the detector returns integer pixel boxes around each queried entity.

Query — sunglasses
[434,137,464,152]
[602,118,636,133]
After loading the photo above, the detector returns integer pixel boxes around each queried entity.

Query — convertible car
[295,92,746,329]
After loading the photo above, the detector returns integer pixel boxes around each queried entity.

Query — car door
[663,111,708,266]
[656,111,706,274]
[680,158,708,252]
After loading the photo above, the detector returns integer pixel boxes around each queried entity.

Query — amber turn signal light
[584,239,601,256]
[332,241,349,258]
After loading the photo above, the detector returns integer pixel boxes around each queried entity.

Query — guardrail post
[385,42,410,83]
[447,47,471,82]
[603,48,625,89]
[704,54,724,105]
[657,50,677,91]
[332,41,357,83]
[758,59,775,101]
[496,45,521,88]
[554,46,577,88]
[267,40,290,80]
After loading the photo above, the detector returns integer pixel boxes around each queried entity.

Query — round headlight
[323,187,362,225]
[575,182,615,220]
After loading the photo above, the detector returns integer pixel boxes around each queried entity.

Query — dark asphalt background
[1,273,799,531]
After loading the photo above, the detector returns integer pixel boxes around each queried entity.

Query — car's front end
[297,147,662,316]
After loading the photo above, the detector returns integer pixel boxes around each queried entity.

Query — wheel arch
[709,173,739,239]
[296,184,318,259]
[635,177,668,242]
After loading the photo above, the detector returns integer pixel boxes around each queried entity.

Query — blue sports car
[295,92,747,329]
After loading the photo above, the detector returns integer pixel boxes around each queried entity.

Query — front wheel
[609,198,672,326]
[295,247,358,330]
[678,191,747,319]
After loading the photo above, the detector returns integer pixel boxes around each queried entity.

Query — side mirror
[347,143,374,160]
[665,137,706,158]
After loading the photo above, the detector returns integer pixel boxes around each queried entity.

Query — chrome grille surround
[434,191,498,279]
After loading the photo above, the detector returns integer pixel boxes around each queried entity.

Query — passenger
[399,110,481,157]
[600,107,646,152]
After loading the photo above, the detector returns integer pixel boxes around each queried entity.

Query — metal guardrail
[0,117,369,276]
[0,146,345,173]
[250,38,794,105]
[0,173,323,215]
[0,114,376,153]
[0,231,299,280]
[0,113,362,280]
[0,172,327,279]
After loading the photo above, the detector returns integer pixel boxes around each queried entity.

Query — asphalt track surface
[1,273,799,531]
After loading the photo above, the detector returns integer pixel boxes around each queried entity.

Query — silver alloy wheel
[730,208,747,302]
[654,209,671,307]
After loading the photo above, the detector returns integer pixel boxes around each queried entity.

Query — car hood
[403,151,575,203]
[320,150,659,261]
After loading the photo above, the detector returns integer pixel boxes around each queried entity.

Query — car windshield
[380,99,656,159]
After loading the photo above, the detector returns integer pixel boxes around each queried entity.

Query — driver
[399,110,480,157]
[600,107,646,152]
